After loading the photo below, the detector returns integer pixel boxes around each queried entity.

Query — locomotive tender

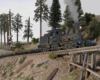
[38,23,85,52]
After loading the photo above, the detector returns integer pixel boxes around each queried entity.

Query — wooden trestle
[68,51,100,80]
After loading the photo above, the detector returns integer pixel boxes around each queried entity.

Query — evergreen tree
[2,13,8,45]
[75,0,86,26]
[79,16,86,26]
[0,14,3,46]
[34,0,49,37]
[85,13,95,24]
[12,13,23,42]
[88,18,100,38]
[61,25,66,30]
[49,0,62,29]
[75,0,83,18]
[63,5,74,29]
[23,17,33,43]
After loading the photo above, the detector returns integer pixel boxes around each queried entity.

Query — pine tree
[34,0,49,37]
[23,17,33,43]
[63,5,74,29]
[49,0,62,29]
[75,0,86,27]
[2,13,8,45]
[0,14,3,46]
[75,0,83,18]
[12,13,23,42]
[89,18,100,38]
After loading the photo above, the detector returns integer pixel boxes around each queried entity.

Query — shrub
[61,25,66,30]
[11,47,16,51]
[36,63,43,67]
[7,62,12,68]
[44,66,48,69]
[9,72,14,77]
[24,77,30,80]
[88,18,100,38]
[49,54,58,59]
[92,43,97,46]
[20,46,24,50]
[31,38,39,44]
[19,56,27,64]
[15,42,22,49]
[17,72,23,78]
[29,42,32,44]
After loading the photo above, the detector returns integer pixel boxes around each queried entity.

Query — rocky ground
[0,51,100,80]
[0,53,70,80]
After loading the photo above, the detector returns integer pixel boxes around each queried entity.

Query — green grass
[92,43,97,46]
[61,75,68,80]
[0,66,1,71]
[11,47,16,51]
[68,69,80,80]
[44,66,48,69]
[17,72,23,78]
[36,63,43,67]
[7,62,12,68]
[0,64,3,71]
[19,56,27,64]
[24,77,30,80]
[49,53,58,59]
[20,46,24,50]
[61,69,80,80]
[9,72,14,77]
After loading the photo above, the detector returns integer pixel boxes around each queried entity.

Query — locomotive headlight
[62,32,64,35]
[80,26,82,29]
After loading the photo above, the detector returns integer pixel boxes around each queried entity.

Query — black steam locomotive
[38,23,85,52]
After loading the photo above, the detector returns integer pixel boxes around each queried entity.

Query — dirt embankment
[0,54,70,80]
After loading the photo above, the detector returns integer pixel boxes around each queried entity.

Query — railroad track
[0,45,100,58]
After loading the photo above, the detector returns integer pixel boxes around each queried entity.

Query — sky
[0,0,100,42]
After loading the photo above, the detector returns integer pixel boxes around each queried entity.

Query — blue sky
[0,0,100,42]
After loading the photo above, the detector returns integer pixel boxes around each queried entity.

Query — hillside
[0,40,100,80]
[0,53,70,80]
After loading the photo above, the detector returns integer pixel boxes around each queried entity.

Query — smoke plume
[64,0,79,22]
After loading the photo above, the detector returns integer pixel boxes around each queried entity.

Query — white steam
[64,0,79,22]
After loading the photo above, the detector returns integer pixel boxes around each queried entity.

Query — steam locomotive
[38,23,85,52]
